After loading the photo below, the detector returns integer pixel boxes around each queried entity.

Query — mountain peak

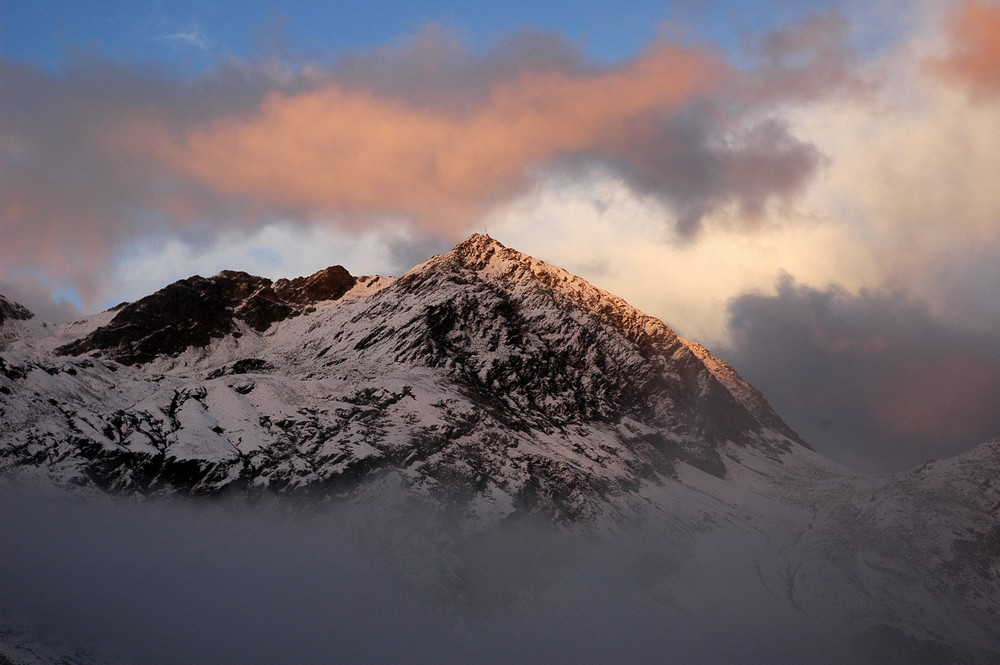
[453,232,504,253]
[446,233,514,268]
[0,293,35,350]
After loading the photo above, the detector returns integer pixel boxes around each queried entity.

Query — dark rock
[0,294,33,325]
[205,358,275,379]
[55,267,356,365]
[273,265,355,304]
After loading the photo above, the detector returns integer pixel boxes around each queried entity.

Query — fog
[0,483,938,664]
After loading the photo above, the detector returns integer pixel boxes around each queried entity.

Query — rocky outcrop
[55,267,355,365]
[0,294,33,326]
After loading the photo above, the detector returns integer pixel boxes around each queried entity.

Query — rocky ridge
[0,293,33,326]
[54,265,356,365]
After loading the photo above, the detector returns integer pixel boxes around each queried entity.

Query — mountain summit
[1,234,806,518]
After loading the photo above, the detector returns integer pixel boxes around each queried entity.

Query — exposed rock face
[273,265,355,304]
[54,266,355,365]
[0,294,33,326]
[682,338,807,445]
[0,294,34,351]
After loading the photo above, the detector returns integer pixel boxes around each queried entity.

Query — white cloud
[104,221,419,309]
[156,25,209,51]
[484,3,1000,345]
[783,35,1000,325]
[485,167,875,346]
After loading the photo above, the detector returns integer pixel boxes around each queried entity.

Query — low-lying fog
[0,481,938,665]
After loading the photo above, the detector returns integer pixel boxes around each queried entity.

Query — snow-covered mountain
[0,234,812,520]
[2,234,999,663]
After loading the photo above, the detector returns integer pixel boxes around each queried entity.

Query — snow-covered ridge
[0,293,33,324]
[0,293,50,352]
[1,233,810,510]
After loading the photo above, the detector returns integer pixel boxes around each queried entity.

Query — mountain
[0,234,811,520]
[2,234,999,663]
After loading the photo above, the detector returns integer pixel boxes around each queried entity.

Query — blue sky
[2,0,839,72]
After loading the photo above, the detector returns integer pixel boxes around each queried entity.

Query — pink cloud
[0,18,851,312]
[926,0,1000,98]
[140,43,728,232]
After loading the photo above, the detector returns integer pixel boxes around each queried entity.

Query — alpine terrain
[1,234,999,664]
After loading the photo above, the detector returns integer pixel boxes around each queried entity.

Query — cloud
[606,111,822,235]
[140,40,728,232]
[721,278,1000,472]
[0,56,283,309]
[0,277,84,323]
[779,21,1000,331]
[748,9,867,102]
[926,0,1000,99]
[0,484,894,665]
[157,26,209,52]
[0,23,839,314]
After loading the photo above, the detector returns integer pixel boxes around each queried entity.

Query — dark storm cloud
[748,10,865,103]
[606,109,821,236]
[587,11,864,236]
[720,277,1000,472]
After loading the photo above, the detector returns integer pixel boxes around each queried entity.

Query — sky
[2,0,1000,472]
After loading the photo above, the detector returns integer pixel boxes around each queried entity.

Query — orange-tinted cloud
[143,43,727,231]
[0,17,849,315]
[926,0,1000,98]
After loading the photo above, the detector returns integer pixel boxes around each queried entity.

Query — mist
[0,482,942,665]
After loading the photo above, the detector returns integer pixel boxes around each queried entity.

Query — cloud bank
[927,0,1000,98]
[0,485,901,665]
[722,279,1000,472]
[0,24,829,311]
[144,42,726,231]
